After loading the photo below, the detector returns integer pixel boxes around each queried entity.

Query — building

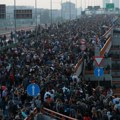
[77,8,82,16]
[112,0,119,8]
[103,0,110,8]
[61,1,76,20]
[6,6,34,19]
[5,6,35,27]
[52,9,60,19]
[0,4,6,19]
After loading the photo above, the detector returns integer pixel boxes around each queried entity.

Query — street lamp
[69,0,71,20]
[14,0,16,42]
[35,0,37,27]
[84,0,86,10]
[76,0,77,18]
[35,0,37,40]
[81,0,82,12]
[94,0,95,7]
[61,0,63,22]
[50,0,52,24]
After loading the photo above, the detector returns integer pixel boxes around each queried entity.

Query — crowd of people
[0,14,120,120]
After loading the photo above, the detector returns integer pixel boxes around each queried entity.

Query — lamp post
[85,0,86,10]
[69,0,71,20]
[35,0,37,41]
[81,0,82,12]
[35,0,37,27]
[76,0,77,18]
[61,0,63,22]
[14,0,16,42]
[50,0,52,24]
[94,0,95,7]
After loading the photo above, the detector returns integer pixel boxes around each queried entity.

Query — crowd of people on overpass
[0,14,120,120]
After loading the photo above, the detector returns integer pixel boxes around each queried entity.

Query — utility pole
[76,0,77,19]
[69,0,71,20]
[61,0,63,22]
[50,0,52,24]
[14,0,16,42]
[35,0,37,41]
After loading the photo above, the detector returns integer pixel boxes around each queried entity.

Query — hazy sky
[0,0,104,9]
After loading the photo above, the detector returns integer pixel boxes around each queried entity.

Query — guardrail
[42,108,77,120]
[102,27,112,39]
[24,108,77,120]
[100,37,112,56]
[24,108,38,120]
[74,27,113,77]
[74,58,83,76]
[85,70,110,74]
[0,26,35,36]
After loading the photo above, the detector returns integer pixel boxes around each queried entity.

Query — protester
[0,14,119,120]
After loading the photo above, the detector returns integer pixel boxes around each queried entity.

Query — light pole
[84,0,86,10]
[69,0,71,20]
[76,0,77,19]
[35,0,37,27]
[14,0,16,42]
[81,0,82,12]
[39,9,41,25]
[61,0,63,22]
[50,0,52,24]
[94,0,95,7]
[35,0,37,40]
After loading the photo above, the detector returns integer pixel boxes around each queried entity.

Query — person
[0,14,117,120]
[83,112,91,120]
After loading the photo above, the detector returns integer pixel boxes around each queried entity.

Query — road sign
[27,83,40,97]
[106,3,114,10]
[94,56,104,66]
[14,9,32,19]
[94,68,104,77]
[0,5,6,19]
[80,44,86,51]
[80,39,86,45]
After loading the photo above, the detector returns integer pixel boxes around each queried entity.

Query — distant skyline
[0,0,104,9]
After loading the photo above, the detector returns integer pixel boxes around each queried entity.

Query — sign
[80,39,86,51]
[94,6,100,10]
[0,4,6,19]
[94,56,104,66]
[94,67,104,77]
[80,44,86,51]
[106,3,114,10]
[80,39,86,45]
[14,9,32,19]
[88,6,93,10]
[27,83,40,97]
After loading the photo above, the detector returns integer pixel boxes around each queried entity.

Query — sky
[0,0,110,9]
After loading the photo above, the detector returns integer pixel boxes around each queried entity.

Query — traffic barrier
[85,70,109,74]
[24,108,38,120]
[42,108,77,120]
[102,27,112,39]
[24,108,77,120]
[74,58,83,76]
[100,37,112,56]
[0,26,35,36]
[74,27,113,77]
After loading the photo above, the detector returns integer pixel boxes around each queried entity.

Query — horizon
[1,0,103,10]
